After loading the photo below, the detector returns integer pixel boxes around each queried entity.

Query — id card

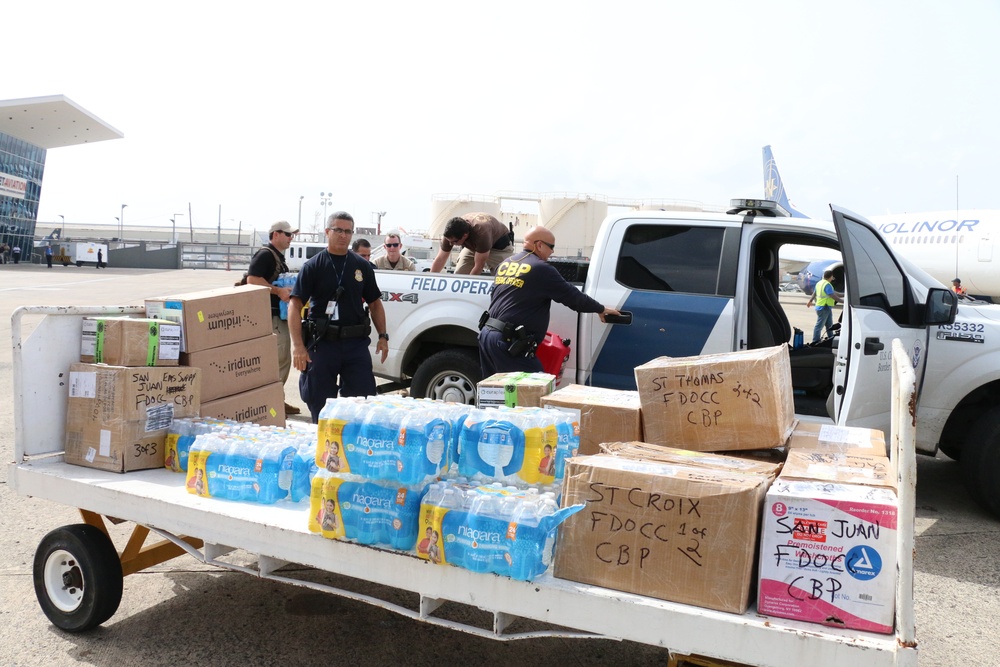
[325,300,339,320]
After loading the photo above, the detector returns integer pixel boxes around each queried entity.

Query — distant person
[246,220,299,415]
[96,248,103,269]
[12,245,20,264]
[0,243,8,264]
[430,212,513,275]
[479,225,619,376]
[806,269,843,343]
[45,245,53,268]
[351,238,376,267]
[374,231,416,271]
[952,278,967,296]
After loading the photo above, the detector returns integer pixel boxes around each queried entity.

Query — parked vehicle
[53,242,108,267]
[371,199,1000,518]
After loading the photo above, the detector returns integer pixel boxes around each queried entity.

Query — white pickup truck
[371,199,1000,518]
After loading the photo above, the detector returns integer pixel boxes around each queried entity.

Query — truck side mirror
[924,288,958,326]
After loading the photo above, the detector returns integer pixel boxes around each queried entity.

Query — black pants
[478,328,542,377]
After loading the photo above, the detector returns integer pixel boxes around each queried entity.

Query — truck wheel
[410,348,481,404]
[960,409,1000,517]
[33,524,123,632]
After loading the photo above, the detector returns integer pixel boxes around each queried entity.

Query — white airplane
[763,145,1000,301]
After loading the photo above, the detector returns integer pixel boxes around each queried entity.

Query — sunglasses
[278,230,295,237]
[327,228,353,235]
[535,240,555,251]
[385,243,400,248]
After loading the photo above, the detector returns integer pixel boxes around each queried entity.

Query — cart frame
[8,306,918,666]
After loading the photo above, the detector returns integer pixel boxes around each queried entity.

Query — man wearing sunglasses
[374,231,416,271]
[290,212,389,422]
[430,212,513,275]
[479,225,620,376]
[246,220,300,415]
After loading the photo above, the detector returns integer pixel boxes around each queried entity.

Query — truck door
[578,217,742,390]
[830,205,929,431]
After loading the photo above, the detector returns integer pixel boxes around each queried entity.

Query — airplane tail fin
[762,145,809,218]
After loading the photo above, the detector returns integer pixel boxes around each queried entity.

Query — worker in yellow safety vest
[806,269,843,343]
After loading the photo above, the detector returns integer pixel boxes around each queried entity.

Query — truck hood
[957,300,1000,322]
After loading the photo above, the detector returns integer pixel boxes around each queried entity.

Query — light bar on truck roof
[728,198,791,218]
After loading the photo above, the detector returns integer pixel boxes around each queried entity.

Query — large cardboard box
[541,384,643,456]
[65,363,201,472]
[555,453,774,614]
[477,372,555,408]
[634,345,795,452]
[601,441,783,478]
[145,285,271,353]
[180,334,280,402]
[787,422,888,457]
[80,317,181,366]
[758,451,897,633]
[200,381,286,426]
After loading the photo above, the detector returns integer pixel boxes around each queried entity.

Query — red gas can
[535,332,571,386]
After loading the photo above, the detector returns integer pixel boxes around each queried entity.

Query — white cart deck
[8,306,918,667]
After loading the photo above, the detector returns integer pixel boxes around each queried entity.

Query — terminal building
[0,95,122,263]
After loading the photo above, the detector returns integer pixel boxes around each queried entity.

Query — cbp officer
[478,225,620,376]
[289,212,389,422]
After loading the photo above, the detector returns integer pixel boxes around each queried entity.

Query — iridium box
[181,334,280,401]
[145,285,271,353]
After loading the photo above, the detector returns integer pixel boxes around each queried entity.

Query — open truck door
[829,205,944,430]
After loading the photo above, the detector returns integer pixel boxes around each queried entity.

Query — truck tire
[410,348,481,405]
[960,408,1000,517]
[33,524,124,632]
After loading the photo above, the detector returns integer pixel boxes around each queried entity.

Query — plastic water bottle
[793,328,804,349]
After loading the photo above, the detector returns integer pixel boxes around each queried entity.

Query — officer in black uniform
[478,225,620,376]
[289,212,389,422]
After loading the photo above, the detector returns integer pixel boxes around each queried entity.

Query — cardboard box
[555,454,773,614]
[65,363,201,472]
[81,317,181,366]
[180,334,280,402]
[601,441,783,479]
[477,372,555,408]
[779,450,895,489]
[541,384,643,456]
[634,345,795,452]
[200,381,286,426]
[758,476,898,633]
[787,422,887,456]
[145,284,271,353]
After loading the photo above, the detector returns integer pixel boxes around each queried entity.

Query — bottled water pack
[418,480,583,581]
[308,471,428,549]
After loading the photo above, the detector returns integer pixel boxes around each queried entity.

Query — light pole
[373,211,386,235]
[319,191,333,227]
[120,204,128,239]
[171,213,184,244]
[298,195,304,229]
[58,215,65,239]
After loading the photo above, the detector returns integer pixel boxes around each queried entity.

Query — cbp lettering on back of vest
[478,225,621,377]
[806,269,844,343]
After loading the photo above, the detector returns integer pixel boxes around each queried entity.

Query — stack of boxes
[66,317,202,472]
[146,285,286,426]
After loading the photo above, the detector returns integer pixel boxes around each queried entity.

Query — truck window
[841,217,910,324]
[615,225,729,296]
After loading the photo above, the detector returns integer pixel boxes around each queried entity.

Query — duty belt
[322,324,371,341]
[483,317,515,339]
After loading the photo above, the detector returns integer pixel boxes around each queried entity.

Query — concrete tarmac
[0,266,997,666]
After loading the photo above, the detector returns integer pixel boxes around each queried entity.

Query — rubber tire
[959,408,1000,518]
[409,348,482,405]
[33,524,124,632]
[937,439,961,462]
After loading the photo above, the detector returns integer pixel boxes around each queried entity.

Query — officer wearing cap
[479,225,620,376]
[289,212,389,422]
[247,220,299,415]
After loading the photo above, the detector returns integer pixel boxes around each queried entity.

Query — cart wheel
[33,524,123,632]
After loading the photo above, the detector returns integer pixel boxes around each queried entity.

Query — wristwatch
[378,332,389,341]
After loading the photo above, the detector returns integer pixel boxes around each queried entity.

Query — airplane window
[615,224,727,296]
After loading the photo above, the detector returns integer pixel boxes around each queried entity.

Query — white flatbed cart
[8,306,919,667]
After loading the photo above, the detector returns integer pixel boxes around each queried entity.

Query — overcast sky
[7,1,999,238]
